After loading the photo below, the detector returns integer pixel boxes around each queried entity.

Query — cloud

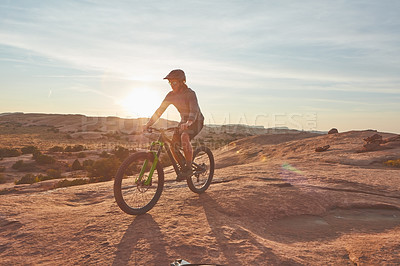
[1,1,399,84]
[1,0,400,132]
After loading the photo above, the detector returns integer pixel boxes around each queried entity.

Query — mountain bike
[114,127,215,215]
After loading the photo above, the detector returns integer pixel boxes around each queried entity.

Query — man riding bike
[143,69,204,181]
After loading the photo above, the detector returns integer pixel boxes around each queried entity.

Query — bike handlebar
[146,126,178,134]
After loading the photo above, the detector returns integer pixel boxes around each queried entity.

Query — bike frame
[136,128,184,185]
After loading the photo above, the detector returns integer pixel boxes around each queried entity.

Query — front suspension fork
[136,141,163,185]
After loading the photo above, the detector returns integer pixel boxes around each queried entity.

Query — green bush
[0,166,5,172]
[21,145,39,154]
[99,151,110,158]
[49,146,64,152]
[11,160,36,172]
[15,170,63,185]
[0,148,21,158]
[15,174,39,185]
[32,150,42,160]
[82,159,94,170]
[54,178,88,188]
[12,160,24,170]
[87,157,120,181]
[35,154,56,165]
[77,152,86,158]
[46,169,62,179]
[65,145,85,153]
[384,159,400,168]
[35,174,50,181]
[112,146,132,161]
[71,159,83,171]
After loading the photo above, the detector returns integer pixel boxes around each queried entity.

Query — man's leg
[172,132,192,181]
[170,132,185,166]
[181,132,193,165]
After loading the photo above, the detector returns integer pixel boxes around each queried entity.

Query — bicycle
[114,126,215,215]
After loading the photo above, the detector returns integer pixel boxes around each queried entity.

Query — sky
[0,0,399,133]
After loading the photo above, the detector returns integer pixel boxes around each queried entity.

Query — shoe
[176,163,192,182]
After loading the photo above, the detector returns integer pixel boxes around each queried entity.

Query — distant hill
[0,112,325,135]
[0,113,177,134]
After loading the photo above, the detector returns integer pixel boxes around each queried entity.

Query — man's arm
[180,91,200,130]
[143,95,170,130]
[187,91,201,122]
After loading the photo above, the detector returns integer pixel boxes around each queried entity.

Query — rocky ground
[1,130,400,265]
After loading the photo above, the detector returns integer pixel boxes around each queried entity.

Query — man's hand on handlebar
[142,124,151,133]
[180,121,193,131]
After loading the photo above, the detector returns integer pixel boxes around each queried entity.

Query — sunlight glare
[119,88,162,117]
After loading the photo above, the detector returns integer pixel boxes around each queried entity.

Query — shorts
[172,120,204,146]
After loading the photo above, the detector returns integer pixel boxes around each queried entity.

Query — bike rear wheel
[187,146,214,193]
[114,152,164,215]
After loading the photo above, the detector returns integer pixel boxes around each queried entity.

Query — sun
[119,88,163,117]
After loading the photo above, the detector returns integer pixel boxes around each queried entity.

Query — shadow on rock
[267,207,400,243]
[112,214,168,265]
[199,193,300,265]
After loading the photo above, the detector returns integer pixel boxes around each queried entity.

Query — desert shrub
[112,146,131,161]
[32,150,42,160]
[0,174,5,184]
[77,152,86,158]
[0,148,21,158]
[99,151,110,158]
[15,171,63,184]
[65,145,84,153]
[384,159,400,168]
[71,159,83,171]
[12,160,24,170]
[0,166,5,172]
[35,154,56,165]
[87,157,120,181]
[82,159,95,170]
[15,174,39,185]
[49,146,64,152]
[35,174,50,181]
[21,145,39,154]
[46,169,62,179]
[160,153,172,167]
[11,160,36,172]
[74,145,84,152]
[54,178,88,188]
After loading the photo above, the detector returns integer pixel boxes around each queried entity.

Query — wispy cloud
[1,1,399,84]
[0,1,399,131]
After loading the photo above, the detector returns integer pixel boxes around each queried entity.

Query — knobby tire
[187,146,214,194]
[114,152,164,215]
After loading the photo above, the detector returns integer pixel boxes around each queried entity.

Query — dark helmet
[164,69,186,81]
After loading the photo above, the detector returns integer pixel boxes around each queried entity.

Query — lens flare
[119,88,162,117]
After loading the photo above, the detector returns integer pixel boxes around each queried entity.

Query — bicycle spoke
[114,152,164,215]
[187,147,214,193]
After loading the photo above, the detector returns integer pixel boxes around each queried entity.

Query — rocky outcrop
[359,134,400,152]
[328,128,338,134]
[315,145,330,152]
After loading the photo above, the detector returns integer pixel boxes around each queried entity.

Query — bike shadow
[198,193,300,265]
[112,214,169,265]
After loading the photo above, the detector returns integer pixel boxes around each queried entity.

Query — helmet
[164,69,186,81]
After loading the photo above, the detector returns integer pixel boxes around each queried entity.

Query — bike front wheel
[187,146,214,193]
[114,152,164,215]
